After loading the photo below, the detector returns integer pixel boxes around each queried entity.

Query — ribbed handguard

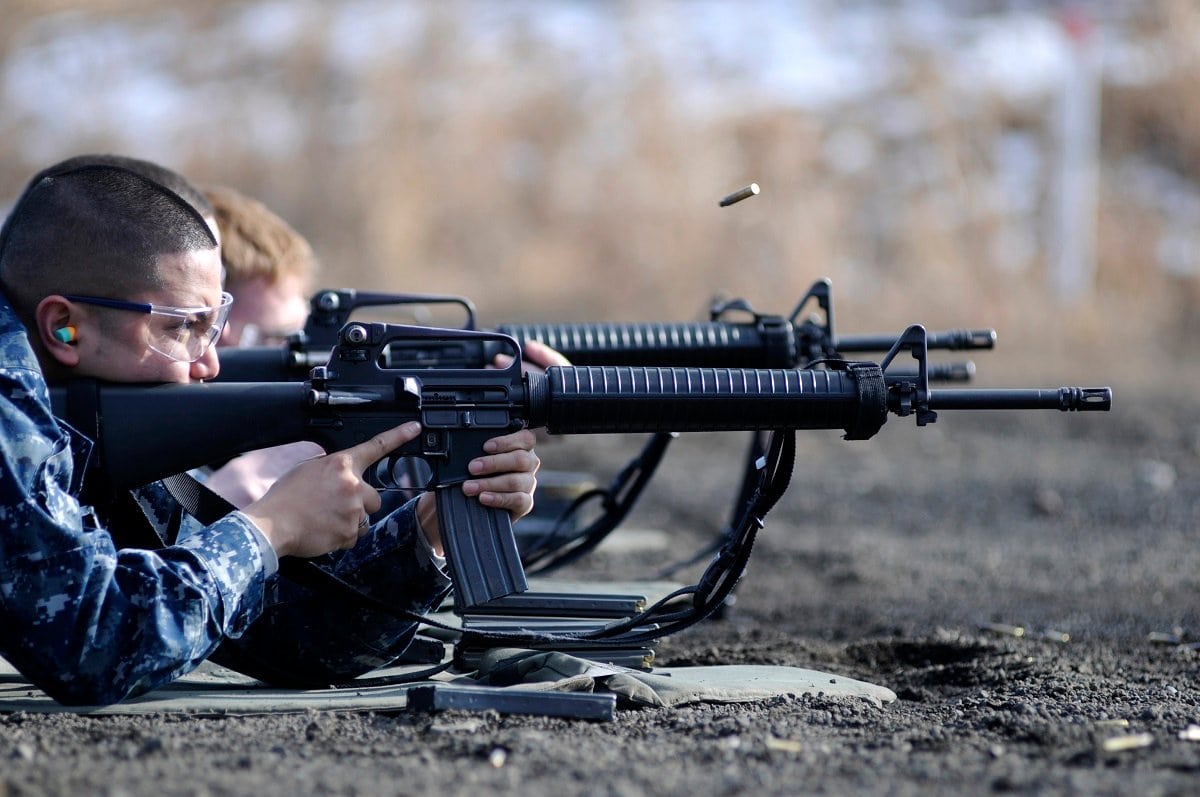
[527,365,888,440]
[498,322,793,368]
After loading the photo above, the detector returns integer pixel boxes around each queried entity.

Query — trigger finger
[350,422,422,471]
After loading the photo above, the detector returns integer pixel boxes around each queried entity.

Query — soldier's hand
[491,339,571,375]
[490,341,569,446]
[415,429,540,556]
[242,422,422,558]
[204,441,324,508]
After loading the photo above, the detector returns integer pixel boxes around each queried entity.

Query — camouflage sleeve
[209,496,453,685]
[0,360,271,706]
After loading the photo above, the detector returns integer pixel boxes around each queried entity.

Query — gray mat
[470,648,897,709]
[0,653,895,715]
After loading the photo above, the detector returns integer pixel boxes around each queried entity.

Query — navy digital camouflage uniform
[0,290,450,705]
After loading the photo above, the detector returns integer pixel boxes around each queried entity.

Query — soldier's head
[0,157,227,384]
[204,185,316,348]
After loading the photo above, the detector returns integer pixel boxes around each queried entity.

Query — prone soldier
[0,157,540,704]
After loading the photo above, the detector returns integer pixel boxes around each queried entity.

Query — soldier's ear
[35,295,82,367]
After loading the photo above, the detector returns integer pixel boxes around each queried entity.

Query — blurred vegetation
[1,1,1198,389]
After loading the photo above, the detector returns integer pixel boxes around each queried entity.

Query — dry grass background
[1,0,1197,392]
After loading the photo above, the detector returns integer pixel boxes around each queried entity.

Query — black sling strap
[159,472,237,531]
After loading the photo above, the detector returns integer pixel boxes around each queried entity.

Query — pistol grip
[436,487,529,612]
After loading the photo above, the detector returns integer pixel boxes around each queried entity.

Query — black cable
[458,430,796,650]
[523,432,676,574]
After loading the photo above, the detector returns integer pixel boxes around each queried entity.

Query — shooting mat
[0,652,895,716]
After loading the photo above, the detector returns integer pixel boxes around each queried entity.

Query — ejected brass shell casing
[1101,733,1155,752]
[980,622,1025,638]
[719,183,760,207]
[1095,719,1130,729]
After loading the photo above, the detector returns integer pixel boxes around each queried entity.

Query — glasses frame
[63,291,234,363]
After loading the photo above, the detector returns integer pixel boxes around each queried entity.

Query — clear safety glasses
[63,292,234,363]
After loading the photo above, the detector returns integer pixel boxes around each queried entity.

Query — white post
[1051,7,1101,304]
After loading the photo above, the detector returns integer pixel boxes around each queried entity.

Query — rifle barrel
[837,328,997,353]
[890,362,974,384]
[924,387,1111,411]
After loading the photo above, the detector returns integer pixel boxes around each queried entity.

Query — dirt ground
[2,381,1199,796]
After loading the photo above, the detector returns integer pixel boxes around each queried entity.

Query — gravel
[2,388,1197,796]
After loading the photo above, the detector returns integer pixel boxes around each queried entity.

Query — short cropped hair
[0,159,218,321]
[39,153,216,222]
[204,185,317,289]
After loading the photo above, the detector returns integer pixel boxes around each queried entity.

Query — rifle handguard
[498,320,796,369]
[527,364,888,442]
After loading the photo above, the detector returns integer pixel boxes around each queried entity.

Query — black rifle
[494,278,992,373]
[215,281,988,570]
[55,322,1110,617]
[492,278,992,571]
[216,280,989,382]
